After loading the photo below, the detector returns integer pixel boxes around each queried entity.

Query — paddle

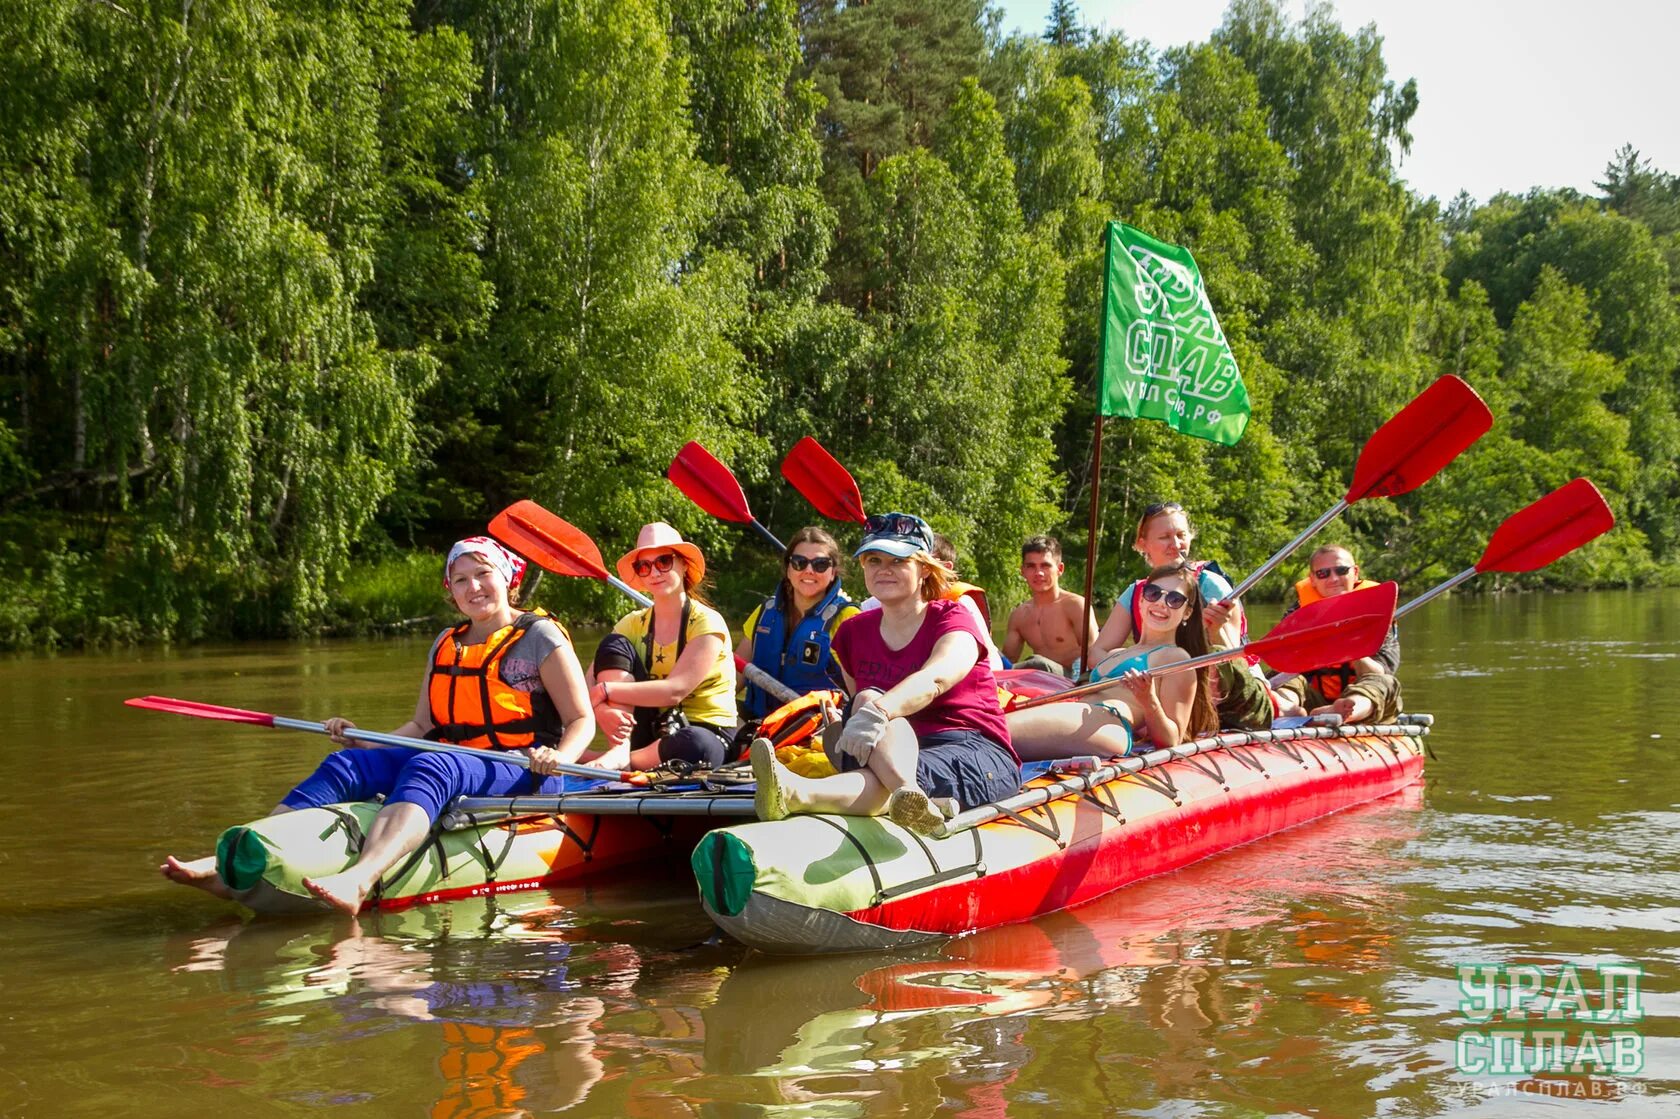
[1224,375,1493,602]
[734,653,801,706]
[124,696,633,781]
[780,436,868,526]
[1395,478,1615,620]
[668,441,785,552]
[489,500,651,607]
[1011,582,1399,711]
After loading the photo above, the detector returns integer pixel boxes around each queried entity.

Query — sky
[996,0,1680,205]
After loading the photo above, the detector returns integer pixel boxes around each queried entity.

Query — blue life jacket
[743,581,853,720]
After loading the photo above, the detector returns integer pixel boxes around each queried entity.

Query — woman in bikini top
[1005,560,1218,761]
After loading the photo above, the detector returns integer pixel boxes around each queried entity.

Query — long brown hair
[1143,561,1217,738]
[776,526,844,616]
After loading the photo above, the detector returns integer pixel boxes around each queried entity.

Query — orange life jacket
[756,688,847,751]
[941,581,992,630]
[1291,577,1380,699]
[426,611,565,750]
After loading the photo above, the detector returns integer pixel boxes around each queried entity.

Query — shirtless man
[1002,536,1097,677]
[1272,544,1401,723]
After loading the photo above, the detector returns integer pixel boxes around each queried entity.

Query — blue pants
[280,747,571,822]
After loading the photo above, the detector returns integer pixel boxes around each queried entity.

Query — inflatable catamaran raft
[691,716,1431,954]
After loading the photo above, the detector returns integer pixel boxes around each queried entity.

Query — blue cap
[855,512,935,558]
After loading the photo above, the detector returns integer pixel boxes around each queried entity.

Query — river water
[1,590,1676,1116]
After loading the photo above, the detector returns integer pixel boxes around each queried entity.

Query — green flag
[1098,222,1249,445]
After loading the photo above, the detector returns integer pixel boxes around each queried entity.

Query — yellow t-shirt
[613,600,738,728]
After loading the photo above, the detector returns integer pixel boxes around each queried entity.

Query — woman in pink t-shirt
[750,512,1019,835]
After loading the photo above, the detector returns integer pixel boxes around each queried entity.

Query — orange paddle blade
[669,441,753,524]
[489,500,612,581]
[1479,478,1615,573]
[781,437,868,525]
[1347,376,1493,502]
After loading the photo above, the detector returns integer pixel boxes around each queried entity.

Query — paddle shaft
[268,716,621,782]
[748,519,786,553]
[1394,566,1477,621]
[1009,644,1249,711]
[1224,499,1347,602]
[735,655,801,705]
[609,575,653,607]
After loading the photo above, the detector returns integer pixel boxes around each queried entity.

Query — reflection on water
[2,591,1678,1115]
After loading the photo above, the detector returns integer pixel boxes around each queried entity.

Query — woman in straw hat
[587,522,739,770]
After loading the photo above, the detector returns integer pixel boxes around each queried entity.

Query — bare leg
[161,804,296,900]
[1005,702,1134,762]
[591,667,638,766]
[627,742,664,771]
[302,801,432,915]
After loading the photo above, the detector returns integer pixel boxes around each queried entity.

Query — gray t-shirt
[426,615,568,695]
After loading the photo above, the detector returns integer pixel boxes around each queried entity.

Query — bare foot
[1272,692,1307,719]
[302,871,371,915]
[160,855,235,900]
[1315,696,1375,724]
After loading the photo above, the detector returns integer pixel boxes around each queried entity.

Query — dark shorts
[592,633,739,765]
[841,729,1020,810]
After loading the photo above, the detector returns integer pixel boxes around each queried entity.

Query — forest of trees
[3,0,1677,647]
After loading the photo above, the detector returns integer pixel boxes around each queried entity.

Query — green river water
[1,590,1677,1116]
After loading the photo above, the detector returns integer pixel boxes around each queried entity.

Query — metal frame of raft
[690,717,1433,955]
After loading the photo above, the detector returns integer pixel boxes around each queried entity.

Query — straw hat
[616,522,706,590]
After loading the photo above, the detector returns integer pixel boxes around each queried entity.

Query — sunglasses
[1141,501,1185,520]
[632,552,678,577]
[787,554,836,573]
[864,513,928,538]
[1313,564,1354,579]
[1140,583,1189,610]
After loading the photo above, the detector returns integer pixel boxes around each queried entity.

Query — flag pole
[1078,416,1104,682]
[1077,222,1119,682]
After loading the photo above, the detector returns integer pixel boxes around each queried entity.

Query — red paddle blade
[1246,611,1395,674]
[669,441,753,524]
[489,501,612,581]
[781,437,868,525]
[1347,376,1493,502]
[125,696,276,727]
[1478,478,1615,573]
[1251,581,1398,673]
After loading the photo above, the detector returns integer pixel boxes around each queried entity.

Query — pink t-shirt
[831,599,1015,757]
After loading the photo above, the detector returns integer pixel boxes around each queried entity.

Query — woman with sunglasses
[737,528,860,732]
[750,512,1020,835]
[587,522,739,770]
[1008,561,1218,760]
[1091,501,1245,660]
[161,538,596,914]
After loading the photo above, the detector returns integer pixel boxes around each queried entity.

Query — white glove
[832,700,891,766]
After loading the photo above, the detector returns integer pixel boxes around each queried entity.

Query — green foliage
[3,0,1678,649]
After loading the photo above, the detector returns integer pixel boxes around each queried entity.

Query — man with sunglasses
[1272,545,1402,724]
